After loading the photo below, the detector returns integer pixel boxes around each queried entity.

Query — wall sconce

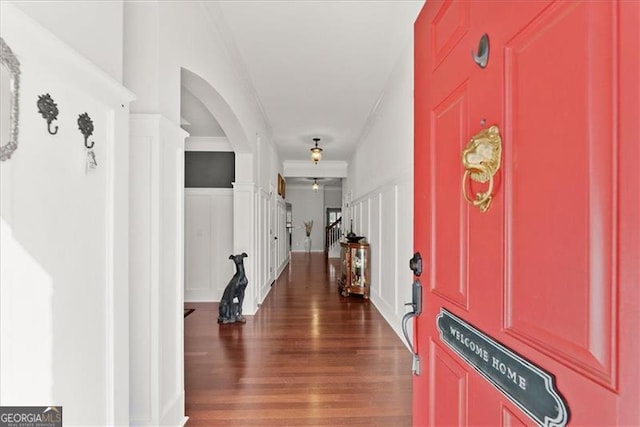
[312,178,319,191]
[310,137,322,164]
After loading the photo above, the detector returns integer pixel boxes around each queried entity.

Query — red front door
[413,1,639,425]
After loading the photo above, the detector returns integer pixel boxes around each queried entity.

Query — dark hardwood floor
[184,252,412,426]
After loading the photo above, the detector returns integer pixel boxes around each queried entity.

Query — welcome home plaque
[436,308,569,427]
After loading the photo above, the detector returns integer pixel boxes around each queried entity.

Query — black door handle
[409,252,422,276]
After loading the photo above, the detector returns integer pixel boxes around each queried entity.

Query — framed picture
[277,174,286,198]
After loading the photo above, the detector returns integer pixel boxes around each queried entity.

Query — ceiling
[188,1,423,165]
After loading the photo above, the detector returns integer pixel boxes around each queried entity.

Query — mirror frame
[1,37,21,161]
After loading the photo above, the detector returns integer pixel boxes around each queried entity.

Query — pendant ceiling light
[310,137,323,164]
[312,178,319,191]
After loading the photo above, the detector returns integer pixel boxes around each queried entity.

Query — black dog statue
[218,253,249,324]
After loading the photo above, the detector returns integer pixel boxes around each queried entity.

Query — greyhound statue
[218,253,249,324]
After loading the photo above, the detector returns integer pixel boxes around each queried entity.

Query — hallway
[184,252,412,426]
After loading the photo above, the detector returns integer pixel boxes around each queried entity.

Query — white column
[232,181,258,315]
[129,114,188,427]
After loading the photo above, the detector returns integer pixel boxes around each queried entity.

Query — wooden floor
[184,252,413,426]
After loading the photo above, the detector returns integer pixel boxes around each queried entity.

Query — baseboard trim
[160,391,185,427]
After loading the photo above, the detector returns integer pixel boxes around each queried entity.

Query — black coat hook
[77,112,95,149]
[37,94,59,135]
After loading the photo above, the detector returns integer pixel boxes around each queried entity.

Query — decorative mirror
[1,37,21,161]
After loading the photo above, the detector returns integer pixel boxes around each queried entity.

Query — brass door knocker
[461,125,502,213]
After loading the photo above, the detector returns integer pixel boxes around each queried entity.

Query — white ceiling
[201,1,423,164]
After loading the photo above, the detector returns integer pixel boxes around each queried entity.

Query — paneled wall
[276,198,287,274]
[350,178,413,333]
[255,187,288,302]
[257,189,271,300]
[184,189,234,301]
[344,40,414,340]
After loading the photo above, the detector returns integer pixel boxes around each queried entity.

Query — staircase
[325,217,342,258]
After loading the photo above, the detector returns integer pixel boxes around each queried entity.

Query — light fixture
[310,137,322,164]
[312,178,319,191]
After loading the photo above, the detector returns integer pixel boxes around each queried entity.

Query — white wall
[11,0,124,82]
[287,185,325,252]
[344,41,414,341]
[0,4,132,425]
[324,187,342,210]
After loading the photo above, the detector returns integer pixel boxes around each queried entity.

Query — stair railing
[324,217,342,254]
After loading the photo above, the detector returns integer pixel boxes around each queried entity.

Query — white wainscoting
[350,176,413,340]
[184,189,234,302]
[255,188,289,305]
[257,189,271,302]
[276,198,288,277]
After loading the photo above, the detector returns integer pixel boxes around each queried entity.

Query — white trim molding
[185,136,232,152]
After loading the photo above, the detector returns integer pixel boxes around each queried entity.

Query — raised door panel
[429,340,468,426]
[431,0,470,69]
[503,0,617,387]
[501,406,528,427]
[431,83,470,309]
